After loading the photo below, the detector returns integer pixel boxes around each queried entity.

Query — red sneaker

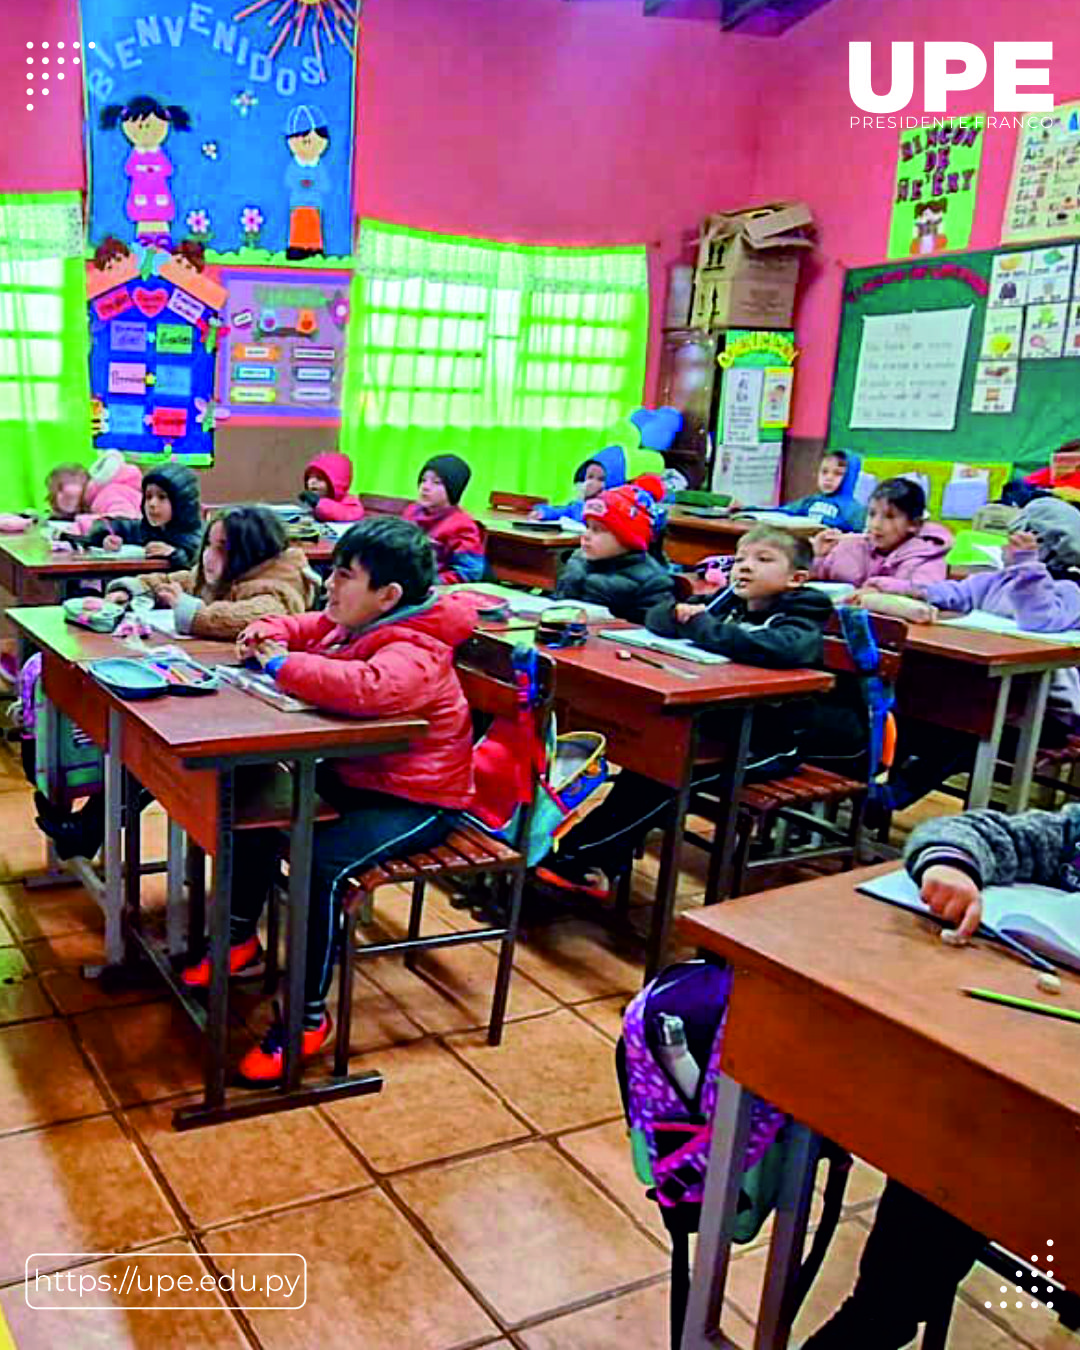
[235,1006,332,1086]
[535,862,611,901]
[180,935,263,988]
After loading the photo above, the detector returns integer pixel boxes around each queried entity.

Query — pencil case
[63,597,125,633]
[87,656,219,700]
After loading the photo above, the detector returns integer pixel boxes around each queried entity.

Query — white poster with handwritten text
[850,308,973,431]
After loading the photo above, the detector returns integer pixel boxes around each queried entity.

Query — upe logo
[849,42,1054,113]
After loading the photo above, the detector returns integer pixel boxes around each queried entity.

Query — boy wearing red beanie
[554,480,675,622]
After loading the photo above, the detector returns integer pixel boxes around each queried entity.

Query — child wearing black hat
[403,454,485,583]
[83,462,203,568]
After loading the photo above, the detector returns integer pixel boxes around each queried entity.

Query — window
[0,257,67,422]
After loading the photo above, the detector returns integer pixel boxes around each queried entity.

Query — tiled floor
[0,747,1067,1348]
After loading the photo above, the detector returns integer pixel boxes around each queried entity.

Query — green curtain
[341,221,650,511]
[0,192,92,514]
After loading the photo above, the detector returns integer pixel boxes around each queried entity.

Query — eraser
[1037,973,1062,995]
[940,929,968,948]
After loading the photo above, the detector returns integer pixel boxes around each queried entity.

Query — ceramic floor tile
[0,1018,107,1132]
[0,945,53,1024]
[0,1116,181,1283]
[448,1009,624,1133]
[557,1120,669,1245]
[0,882,104,941]
[3,1242,249,1347]
[359,934,557,1036]
[511,919,643,1003]
[24,929,111,974]
[324,1038,530,1173]
[572,993,630,1042]
[128,1098,370,1229]
[394,1140,667,1326]
[961,1262,1075,1349]
[204,1189,497,1349]
[0,805,50,885]
[260,966,425,1057]
[945,1300,1037,1348]
[39,964,165,1016]
[519,1281,734,1350]
[74,1001,213,1107]
[843,1156,886,1209]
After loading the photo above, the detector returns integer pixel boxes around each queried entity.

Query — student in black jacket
[84,462,203,569]
[537,526,868,895]
[554,479,674,622]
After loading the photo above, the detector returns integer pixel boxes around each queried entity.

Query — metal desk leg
[753,1125,818,1349]
[99,708,125,970]
[967,674,1011,810]
[283,759,316,1093]
[165,822,187,956]
[1007,671,1051,813]
[646,721,700,982]
[186,840,206,961]
[681,1072,754,1350]
[122,767,142,963]
[204,768,235,1111]
[705,707,754,906]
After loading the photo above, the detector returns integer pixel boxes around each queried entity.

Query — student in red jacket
[183,516,480,1084]
[299,450,366,523]
[403,454,486,583]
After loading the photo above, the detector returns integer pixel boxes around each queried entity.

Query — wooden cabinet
[655,328,719,487]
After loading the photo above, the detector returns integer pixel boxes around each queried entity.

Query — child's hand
[812,528,842,558]
[727,498,742,512]
[236,622,273,659]
[102,534,122,552]
[253,640,288,669]
[1005,530,1039,560]
[674,602,704,625]
[155,582,182,608]
[854,591,937,624]
[920,864,983,939]
[145,541,174,558]
[105,585,131,604]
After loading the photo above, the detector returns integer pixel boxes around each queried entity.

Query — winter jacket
[776,452,866,532]
[906,801,1080,897]
[556,547,675,623]
[1014,496,1080,574]
[72,451,143,532]
[85,462,203,569]
[534,444,627,524]
[113,546,316,640]
[403,502,485,583]
[246,593,480,808]
[304,451,365,524]
[646,585,869,775]
[812,521,953,591]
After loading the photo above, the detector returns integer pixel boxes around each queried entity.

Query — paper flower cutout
[328,289,350,329]
[185,208,210,236]
[195,397,231,433]
[240,206,264,234]
[232,90,258,117]
[201,141,219,161]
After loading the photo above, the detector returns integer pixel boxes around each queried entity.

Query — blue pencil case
[87,656,219,700]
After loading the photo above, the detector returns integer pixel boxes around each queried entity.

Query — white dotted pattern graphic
[24,40,83,108]
[983,1242,1057,1314]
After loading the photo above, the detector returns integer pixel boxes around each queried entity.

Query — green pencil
[963,987,1080,1025]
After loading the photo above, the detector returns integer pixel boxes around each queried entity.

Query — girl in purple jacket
[811,477,952,590]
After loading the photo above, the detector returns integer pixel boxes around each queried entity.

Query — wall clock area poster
[81,0,360,263]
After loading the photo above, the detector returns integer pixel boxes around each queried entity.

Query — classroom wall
[750,0,1080,445]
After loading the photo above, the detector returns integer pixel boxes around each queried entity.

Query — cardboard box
[692,274,796,330]
[697,202,814,285]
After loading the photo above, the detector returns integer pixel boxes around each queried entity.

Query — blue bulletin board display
[80,0,359,263]
[86,246,229,463]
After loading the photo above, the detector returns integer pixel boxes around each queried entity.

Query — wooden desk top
[678,863,1080,1115]
[0,531,169,577]
[478,514,581,548]
[904,621,1080,670]
[9,606,428,763]
[667,511,823,538]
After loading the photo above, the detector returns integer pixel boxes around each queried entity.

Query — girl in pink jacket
[811,477,952,591]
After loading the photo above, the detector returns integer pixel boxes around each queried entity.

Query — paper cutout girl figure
[284,104,330,260]
[909,198,948,255]
[99,97,193,248]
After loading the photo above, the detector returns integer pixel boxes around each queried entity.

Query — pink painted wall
[0,0,764,398]
[750,0,1080,438]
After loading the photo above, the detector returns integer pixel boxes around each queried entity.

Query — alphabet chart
[1002,99,1080,244]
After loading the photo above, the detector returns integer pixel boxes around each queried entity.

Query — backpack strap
[836,606,896,790]
[792,1140,853,1315]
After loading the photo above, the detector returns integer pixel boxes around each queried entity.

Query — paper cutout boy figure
[284,105,330,261]
[910,197,948,255]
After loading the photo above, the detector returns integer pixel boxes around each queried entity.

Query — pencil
[962,987,1080,1025]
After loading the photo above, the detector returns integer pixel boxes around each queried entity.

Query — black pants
[229,772,458,1015]
[849,1180,986,1339]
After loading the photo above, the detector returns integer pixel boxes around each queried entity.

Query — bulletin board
[86,247,228,463]
[828,246,1080,476]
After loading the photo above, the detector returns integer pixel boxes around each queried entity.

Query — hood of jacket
[85,451,143,507]
[142,463,203,539]
[306,451,354,502]
[574,443,627,491]
[711,583,834,628]
[200,544,316,608]
[1015,496,1080,573]
[870,521,953,570]
[835,452,862,499]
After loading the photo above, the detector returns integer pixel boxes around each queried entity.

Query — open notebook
[88,544,146,560]
[939,610,1080,646]
[859,867,1080,973]
[596,628,730,665]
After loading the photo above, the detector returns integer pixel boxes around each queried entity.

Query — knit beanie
[1014,496,1080,573]
[420,454,471,506]
[584,480,662,552]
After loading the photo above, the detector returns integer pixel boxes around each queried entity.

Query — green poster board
[828,247,1080,476]
[888,117,984,260]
